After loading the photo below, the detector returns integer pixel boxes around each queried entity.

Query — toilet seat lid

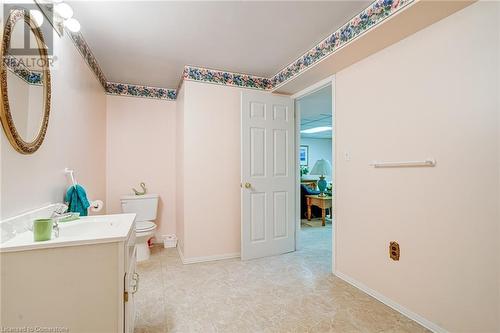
[136,221,157,232]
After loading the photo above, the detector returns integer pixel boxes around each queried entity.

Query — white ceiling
[298,84,332,139]
[68,1,370,88]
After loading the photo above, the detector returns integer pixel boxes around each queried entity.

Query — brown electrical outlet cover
[389,241,400,261]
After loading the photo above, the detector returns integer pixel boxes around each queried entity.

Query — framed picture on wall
[300,145,309,166]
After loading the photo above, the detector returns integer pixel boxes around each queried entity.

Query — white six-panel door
[241,91,295,260]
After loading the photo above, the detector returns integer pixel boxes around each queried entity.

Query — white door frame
[291,75,336,274]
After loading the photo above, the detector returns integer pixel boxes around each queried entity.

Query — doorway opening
[295,82,334,268]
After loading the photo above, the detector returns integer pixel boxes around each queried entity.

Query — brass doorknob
[244,182,251,189]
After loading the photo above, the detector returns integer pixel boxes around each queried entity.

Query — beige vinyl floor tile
[134,222,428,333]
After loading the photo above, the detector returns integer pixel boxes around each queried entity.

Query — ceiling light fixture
[64,18,80,32]
[54,3,73,20]
[300,126,332,134]
[51,2,81,35]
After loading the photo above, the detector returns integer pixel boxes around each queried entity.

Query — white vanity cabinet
[124,239,138,333]
[0,214,137,333]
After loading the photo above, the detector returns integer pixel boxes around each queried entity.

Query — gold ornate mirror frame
[0,8,51,154]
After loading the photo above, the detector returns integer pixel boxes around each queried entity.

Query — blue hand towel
[65,184,90,217]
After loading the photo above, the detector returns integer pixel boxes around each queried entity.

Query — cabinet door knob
[244,182,251,189]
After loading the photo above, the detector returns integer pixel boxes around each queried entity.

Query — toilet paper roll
[90,200,104,212]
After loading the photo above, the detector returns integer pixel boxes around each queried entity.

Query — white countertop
[0,213,136,253]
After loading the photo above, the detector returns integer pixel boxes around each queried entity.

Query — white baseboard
[176,247,240,265]
[334,271,447,333]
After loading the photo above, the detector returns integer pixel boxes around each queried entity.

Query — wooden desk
[306,195,333,226]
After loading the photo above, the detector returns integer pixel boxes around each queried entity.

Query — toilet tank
[120,194,159,222]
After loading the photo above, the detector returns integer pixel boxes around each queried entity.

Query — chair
[300,184,322,219]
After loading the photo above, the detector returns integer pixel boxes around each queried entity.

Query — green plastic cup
[33,218,53,242]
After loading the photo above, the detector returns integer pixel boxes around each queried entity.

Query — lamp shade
[310,159,332,176]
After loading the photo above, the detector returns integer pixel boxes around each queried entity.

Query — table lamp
[310,159,332,197]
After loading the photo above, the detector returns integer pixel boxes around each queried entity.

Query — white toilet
[120,194,159,262]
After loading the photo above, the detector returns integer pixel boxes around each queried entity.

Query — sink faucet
[51,212,73,238]
[51,204,71,238]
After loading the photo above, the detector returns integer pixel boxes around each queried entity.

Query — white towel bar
[369,159,436,168]
[64,168,77,186]
[64,168,101,210]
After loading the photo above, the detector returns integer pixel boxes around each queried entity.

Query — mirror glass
[5,15,45,143]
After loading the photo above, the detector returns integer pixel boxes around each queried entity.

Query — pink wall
[1,23,106,219]
[178,81,242,259]
[106,95,176,237]
[175,85,185,252]
[335,2,499,331]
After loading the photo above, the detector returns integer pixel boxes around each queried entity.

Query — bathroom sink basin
[59,217,120,238]
[0,213,136,253]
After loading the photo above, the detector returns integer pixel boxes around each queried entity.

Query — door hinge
[124,291,129,302]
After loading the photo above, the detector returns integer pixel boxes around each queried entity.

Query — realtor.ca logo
[3,3,56,72]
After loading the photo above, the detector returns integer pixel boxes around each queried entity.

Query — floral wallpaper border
[183,66,273,90]
[106,82,177,100]
[64,0,414,98]
[67,30,177,100]
[67,31,108,89]
[4,56,43,85]
[182,0,414,90]
[270,0,415,88]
